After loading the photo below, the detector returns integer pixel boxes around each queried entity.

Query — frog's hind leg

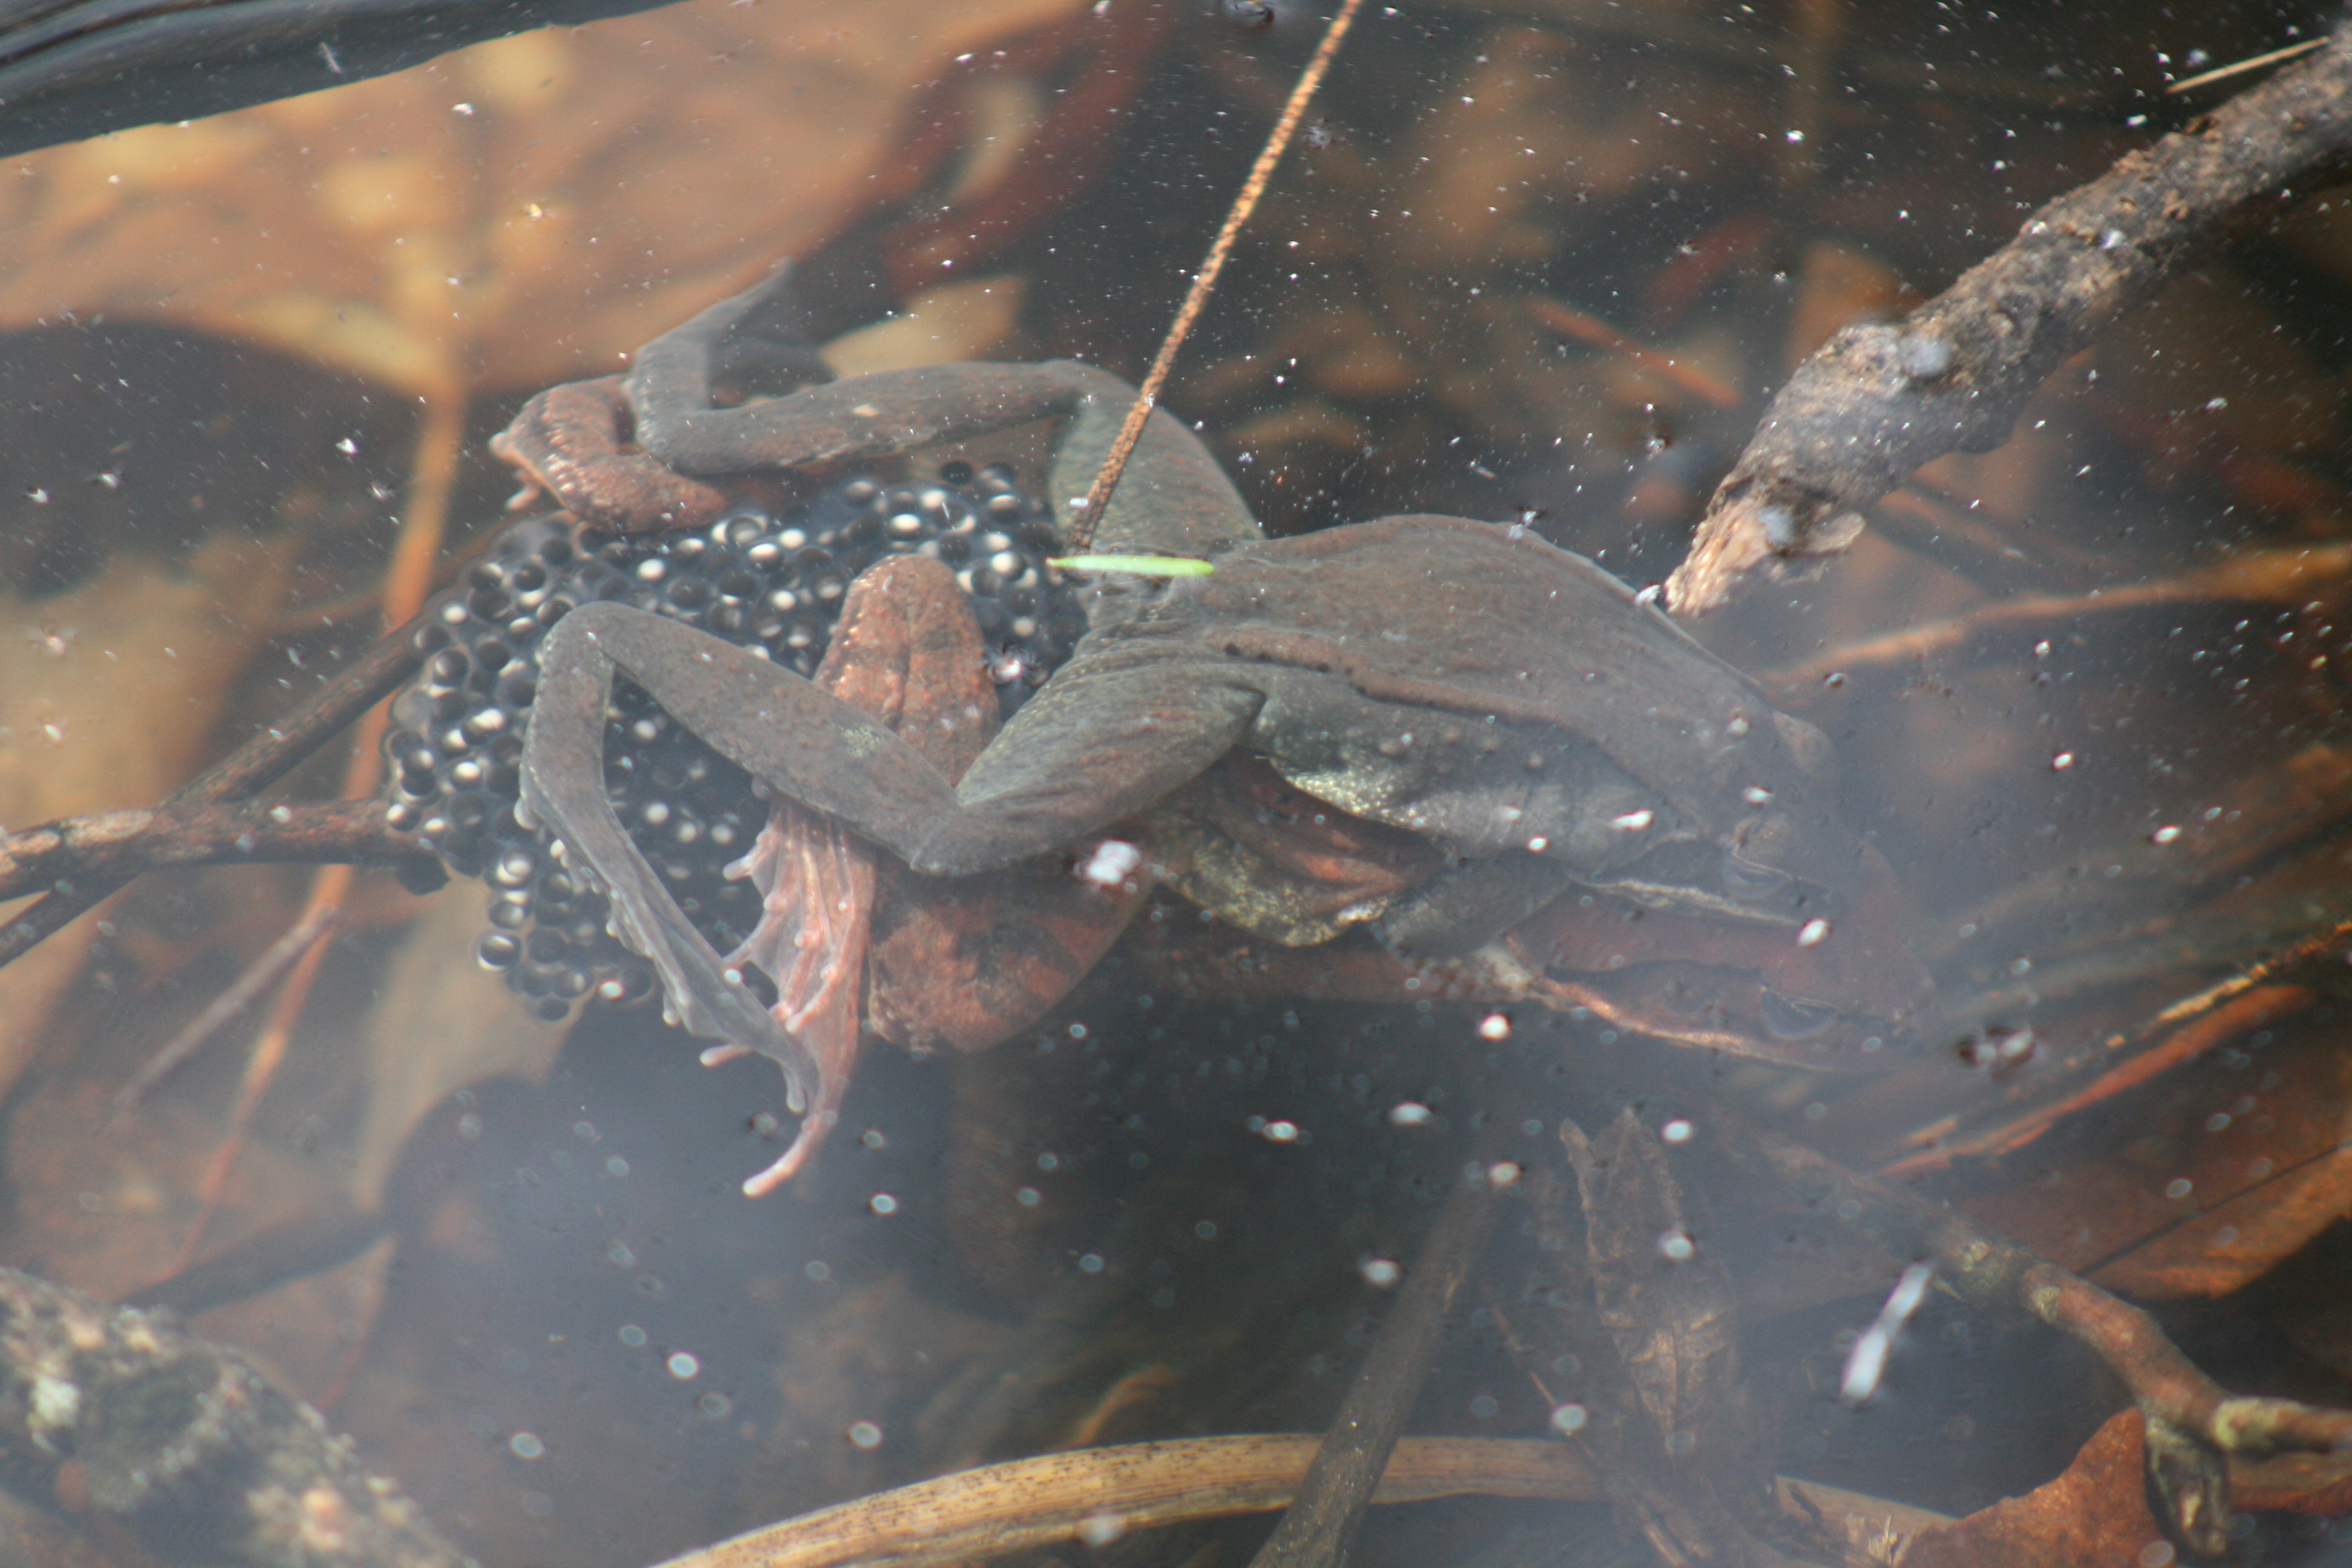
[517,606,821,1103]
[716,555,998,1194]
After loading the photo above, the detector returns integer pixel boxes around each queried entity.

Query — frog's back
[1195,515,1774,771]
[1187,515,1855,893]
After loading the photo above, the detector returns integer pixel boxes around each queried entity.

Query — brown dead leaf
[1899,1410,2164,1568]
[0,533,296,1099]
[1960,1014,2352,1301]
[0,1078,332,1302]
[0,0,1089,396]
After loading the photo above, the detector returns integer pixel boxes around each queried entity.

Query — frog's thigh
[529,601,968,864]
[518,605,808,1073]
[910,653,1266,877]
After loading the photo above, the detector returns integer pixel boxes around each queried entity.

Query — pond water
[2,1,2351,1564]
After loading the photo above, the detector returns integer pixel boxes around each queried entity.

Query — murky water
[2,1,2351,1563]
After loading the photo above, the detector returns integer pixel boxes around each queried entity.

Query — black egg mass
[382,465,1082,1021]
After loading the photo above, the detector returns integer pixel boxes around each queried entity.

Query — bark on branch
[0,1266,471,1568]
[0,799,434,904]
[1667,21,2352,613]
[0,604,430,972]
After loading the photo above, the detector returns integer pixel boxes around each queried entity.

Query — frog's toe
[741,1060,851,1197]
[743,1111,835,1198]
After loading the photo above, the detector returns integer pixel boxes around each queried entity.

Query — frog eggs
[381,463,1084,1021]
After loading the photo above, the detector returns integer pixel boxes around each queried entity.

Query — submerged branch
[1717,1112,2352,1556]
[0,609,430,970]
[651,1432,1594,1568]
[0,798,433,904]
[0,1266,470,1568]
[1668,20,2352,612]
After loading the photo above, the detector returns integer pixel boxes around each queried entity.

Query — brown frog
[498,264,1930,1192]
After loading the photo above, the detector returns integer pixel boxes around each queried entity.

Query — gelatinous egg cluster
[382,463,1083,1020]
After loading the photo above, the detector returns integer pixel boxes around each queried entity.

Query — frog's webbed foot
[491,375,731,535]
[719,808,875,1197]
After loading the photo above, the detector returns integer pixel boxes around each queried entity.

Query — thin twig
[648,1433,1592,1568]
[2167,37,2328,95]
[1754,541,2352,695]
[1067,0,1366,550]
[1248,1167,1499,1568]
[178,385,466,1269]
[114,903,341,1117]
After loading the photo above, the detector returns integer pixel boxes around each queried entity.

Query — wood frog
[497,264,1930,1192]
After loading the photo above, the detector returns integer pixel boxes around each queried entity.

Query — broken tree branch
[1667,19,2352,613]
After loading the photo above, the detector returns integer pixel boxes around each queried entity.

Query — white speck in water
[509,1432,545,1460]
[1261,1120,1301,1143]
[618,1325,646,1347]
[1525,835,1549,853]
[846,1421,884,1450]
[1610,808,1655,832]
[1361,1258,1402,1287]
[1079,838,1143,887]
[1551,1402,1589,1435]
[2151,825,2181,844]
[1389,1102,1433,1127]
[1486,1161,1522,1188]
[869,1193,898,1216]
[1658,1229,1696,1261]
[1662,1119,1693,1144]
[667,1352,700,1380]
[1477,1013,1511,1041]
[2052,751,2076,770]
[1079,1512,1128,1546]
[1078,1253,1106,1274]
[2164,1178,2193,1200]
[1797,918,1831,948]
[1840,1261,1933,1405]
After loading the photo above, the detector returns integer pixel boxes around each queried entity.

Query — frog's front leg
[491,376,735,534]
[626,267,1257,555]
